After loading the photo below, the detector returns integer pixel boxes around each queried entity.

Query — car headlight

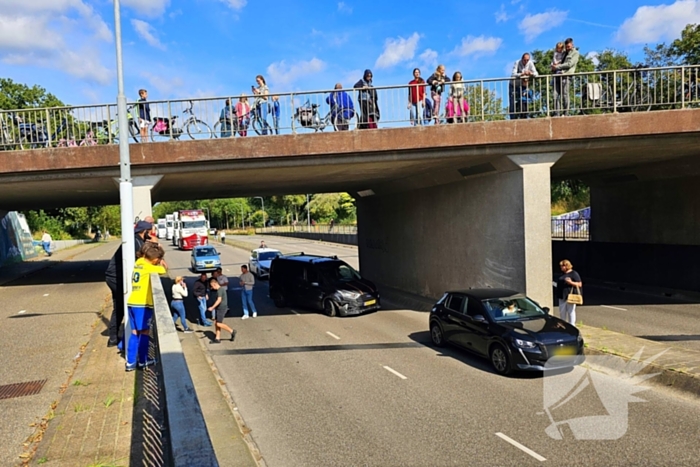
[338,290,361,299]
[196,261,205,266]
[577,334,584,344]
[513,338,537,349]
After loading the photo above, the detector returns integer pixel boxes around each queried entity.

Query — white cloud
[586,51,600,67]
[518,10,568,42]
[121,0,171,18]
[338,2,352,14]
[131,19,166,50]
[3,48,111,84]
[616,0,700,44]
[266,58,327,89]
[219,0,247,10]
[451,35,503,57]
[495,4,510,23]
[375,32,420,69]
[419,48,438,68]
[141,71,184,97]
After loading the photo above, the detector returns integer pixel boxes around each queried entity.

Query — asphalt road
[163,235,700,467]
[0,242,117,466]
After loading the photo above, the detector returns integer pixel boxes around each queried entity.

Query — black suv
[269,253,380,317]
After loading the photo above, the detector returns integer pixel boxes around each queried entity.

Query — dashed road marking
[290,309,300,315]
[495,433,546,462]
[43,294,49,297]
[601,305,627,311]
[326,331,340,340]
[383,366,407,380]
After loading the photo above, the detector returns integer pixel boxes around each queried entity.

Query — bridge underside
[2,109,700,298]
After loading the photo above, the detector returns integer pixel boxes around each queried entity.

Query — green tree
[0,78,64,110]
[670,23,700,65]
[595,49,634,71]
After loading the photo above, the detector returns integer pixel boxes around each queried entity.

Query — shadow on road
[1,260,110,287]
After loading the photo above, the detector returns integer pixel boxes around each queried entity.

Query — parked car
[269,253,380,316]
[190,245,221,273]
[248,248,282,279]
[428,288,584,376]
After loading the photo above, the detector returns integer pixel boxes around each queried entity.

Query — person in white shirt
[220,230,226,244]
[171,276,192,332]
[509,53,539,120]
[239,265,257,319]
[41,230,52,256]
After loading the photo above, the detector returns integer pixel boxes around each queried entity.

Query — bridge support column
[357,152,562,307]
[131,175,163,221]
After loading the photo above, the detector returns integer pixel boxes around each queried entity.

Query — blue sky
[2,0,700,106]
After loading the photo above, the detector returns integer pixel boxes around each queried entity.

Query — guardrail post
[546,78,551,117]
[613,71,617,113]
[290,93,296,134]
[167,101,173,140]
[106,105,113,144]
[681,66,686,109]
[480,80,485,122]
[45,109,52,147]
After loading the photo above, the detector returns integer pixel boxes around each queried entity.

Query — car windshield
[258,251,280,261]
[182,220,206,229]
[316,261,362,282]
[482,296,547,321]
[158,221,166,228]
[195,248,217,257]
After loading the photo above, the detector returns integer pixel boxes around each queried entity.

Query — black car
[269,253,380,317]
[429,288,584,375]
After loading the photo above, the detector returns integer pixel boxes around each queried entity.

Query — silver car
[249,248,281,279]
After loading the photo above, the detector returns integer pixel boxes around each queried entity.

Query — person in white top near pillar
[41,230,52,256]
[171,276,192,333]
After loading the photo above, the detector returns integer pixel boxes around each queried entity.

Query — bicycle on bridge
[150,100,213,141]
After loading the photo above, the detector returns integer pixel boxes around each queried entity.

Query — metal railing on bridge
[2,64,699,151]
[551,219,590,241]
[261,224,357,235]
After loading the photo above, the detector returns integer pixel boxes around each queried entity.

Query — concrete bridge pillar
[118,175,163,222]
[357,152,562,307]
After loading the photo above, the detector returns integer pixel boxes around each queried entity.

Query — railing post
[546,77,551,117]
[480,80,485,122]
[106,105,113,144]
[613,71,617,113]
[290,93,296,134]
[681,66,686,109]
[167,101,173,140]
[45,108,52,147]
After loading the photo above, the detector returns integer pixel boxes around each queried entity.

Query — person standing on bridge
[239,264,257,319]
[557,259,582,326]
[354,69,379,129]
[510,53,538,120]
[41,230,52,256]
[551,38,580,116]
[236,95,251,137]
[137,89,151,143]
[252,74,272,135]
[427,65,447,124]
[408,68,426,126]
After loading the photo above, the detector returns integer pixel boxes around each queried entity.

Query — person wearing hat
[104,220,153,348]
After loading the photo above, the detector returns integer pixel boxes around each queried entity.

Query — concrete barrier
[260,230,357,246]
[147,274,219,466]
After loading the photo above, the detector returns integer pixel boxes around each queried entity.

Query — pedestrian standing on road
[41,230,52,256]
[208,278,236,343]
[239,264,257,319]
[193,272,213,326]
[125,243,167,371]
[259,240,266,248]
[328,219,335,232]
[557,259,582,326]
[171,276,192,333]
[213,267,229,290]
[104,221,153,348]
[220,230,226,244]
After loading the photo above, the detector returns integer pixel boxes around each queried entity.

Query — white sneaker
[241,315,249,320]
[252,312,257,318]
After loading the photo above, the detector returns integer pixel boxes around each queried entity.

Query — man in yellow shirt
[126,243,167,371]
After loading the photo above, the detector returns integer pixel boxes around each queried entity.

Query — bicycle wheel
[128,120,140,143]
[250,116,263,135]
[185,119,213,139]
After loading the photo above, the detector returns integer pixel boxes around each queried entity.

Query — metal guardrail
[260,224,357,234]
[135,274,218,467]
[551,219,590,240]
[1,64,699,151]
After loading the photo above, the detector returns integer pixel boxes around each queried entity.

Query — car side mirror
[473,315,488,323]
[543,307,550,314]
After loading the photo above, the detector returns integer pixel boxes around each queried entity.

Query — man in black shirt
[104,221,152,347]
[193,273,213,326]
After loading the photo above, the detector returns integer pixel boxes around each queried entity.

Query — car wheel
[430,322,445,347]
[323,299,337,317]
[489,344,512,376]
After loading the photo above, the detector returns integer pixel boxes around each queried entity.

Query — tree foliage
[0,78,64,110]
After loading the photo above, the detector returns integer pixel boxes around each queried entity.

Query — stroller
[293,100,327,132]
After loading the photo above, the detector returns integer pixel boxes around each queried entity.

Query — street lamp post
[254,197,265,232]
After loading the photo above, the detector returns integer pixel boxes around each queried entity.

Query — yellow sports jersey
[127,258,167,307]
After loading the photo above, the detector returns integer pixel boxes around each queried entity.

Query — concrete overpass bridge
[2,65,699,306]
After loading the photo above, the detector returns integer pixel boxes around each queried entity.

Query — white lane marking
[326,331,340,340]
[383,366,407,380]
[18,310,26,314]
[43,294,49,297]
[289,309,300,315]
[495,433,546,462]
[601,305,627,311]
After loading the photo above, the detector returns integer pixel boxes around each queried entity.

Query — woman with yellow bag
[557,259,582,326]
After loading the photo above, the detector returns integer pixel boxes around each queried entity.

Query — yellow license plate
[364,299,376,306]
[553,346,576,356]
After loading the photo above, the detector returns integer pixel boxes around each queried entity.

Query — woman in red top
[407,68,426,126]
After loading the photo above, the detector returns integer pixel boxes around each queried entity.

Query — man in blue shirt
[326,84,355,131]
